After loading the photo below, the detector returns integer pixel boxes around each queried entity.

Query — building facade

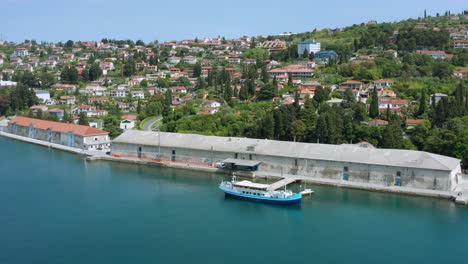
[111,131,462,192]
[7,117,111,150]
[298,40,321,57]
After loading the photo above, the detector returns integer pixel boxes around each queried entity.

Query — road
[142,116,163,131]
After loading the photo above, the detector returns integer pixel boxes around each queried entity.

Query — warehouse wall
[111,142,456,191]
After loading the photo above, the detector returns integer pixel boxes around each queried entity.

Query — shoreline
[1,131,467,205]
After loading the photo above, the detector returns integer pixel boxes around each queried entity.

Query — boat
[219,177,302,205]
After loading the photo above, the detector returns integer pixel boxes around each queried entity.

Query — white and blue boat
[219,177,302,205]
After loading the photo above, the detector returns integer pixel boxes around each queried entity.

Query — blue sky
[2,0,467,42]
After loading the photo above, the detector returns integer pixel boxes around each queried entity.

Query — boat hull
[221,188,302,205]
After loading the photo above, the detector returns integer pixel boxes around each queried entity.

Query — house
[54,84,77,93]
[47,108,65,120]
[314,50,337,62]
[30,105,48,113]
[76,105,95,115]
[182,56,198,64]
[374,79,394,88]
[341,80,363,90]
[268,65,314,79]
[453,40,468,49]
[60,96,76,105]
[298,40,321,57]
[111,89,127,98]
[13,48,29,57]
[34,90,51,103]
[367,119,389,126]
[89,110,108,117]
[198,107,219,115]
[416,50,453,59]
[88,97,109,105]
[8,116,110,150]
[131,90,145,99]
[0,80,17,88]
[405,119,426,129]
[378,99,408,109]
[99,62,115,75]
[430,93,448,104]
[170,86,187,93]
[168,56,181,64]
[204,100,221,108]
[0,58,3,67]
[120,115,137,130]
[454,69,468,78]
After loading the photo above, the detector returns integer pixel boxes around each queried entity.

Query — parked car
[215,161,226,169]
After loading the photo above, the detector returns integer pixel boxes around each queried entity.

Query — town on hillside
[0,10,467,169]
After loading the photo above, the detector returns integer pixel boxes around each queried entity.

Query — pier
[267,177,300,191]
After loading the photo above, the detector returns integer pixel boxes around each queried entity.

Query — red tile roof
[10,117,108,136]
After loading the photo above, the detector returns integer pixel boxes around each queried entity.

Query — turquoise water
[1,136,467,264]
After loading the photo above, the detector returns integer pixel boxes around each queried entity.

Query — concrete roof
[113,130,461,172]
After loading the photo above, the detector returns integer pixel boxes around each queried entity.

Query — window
[138,147,142,152]
[344,166,349,172]
[397,171,401,177]
[295,159,298,166]
[249,154,252,160]
[235,153,238,159]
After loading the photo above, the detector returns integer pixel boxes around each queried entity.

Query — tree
[78,112,89,126]
[369,87,379,118]
[381,120,403,149]
[291,120,306,142]
[302,48,309,59]
[65,40,74,48]
[193,63,202,77]
[123,58,136,77]
[60,65,78,84]
[417,88,427,117]
[287,73,293,87]
[103,115,122,139]
[353,102,368,122]
[88,63,103,81]
[140,79,148,88]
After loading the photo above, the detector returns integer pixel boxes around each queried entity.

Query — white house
[120,115,137,130]
[131,90,145,99]
[205,100,221,108]
[111,89,127,97]
[13,48,29,58]
[168,56,181,64]
[182,56,198,64]
[298,40,321,57]
[34,90,51,103]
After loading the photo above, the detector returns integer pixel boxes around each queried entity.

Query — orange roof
[405,119,426,125]
[341,80,362,85]
[10,117,108,136]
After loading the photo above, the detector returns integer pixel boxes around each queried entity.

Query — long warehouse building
[112,130,463,192]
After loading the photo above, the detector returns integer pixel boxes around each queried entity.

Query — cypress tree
[417,88,427,117]
[369,87,379,118]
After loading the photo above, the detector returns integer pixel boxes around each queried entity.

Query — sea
[0,136,467,264]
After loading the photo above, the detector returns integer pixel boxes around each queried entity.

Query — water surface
[0,137,467,264]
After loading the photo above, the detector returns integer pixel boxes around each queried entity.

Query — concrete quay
[1,131,467,205]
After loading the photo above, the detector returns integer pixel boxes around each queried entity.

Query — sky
[2,0,467,43]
